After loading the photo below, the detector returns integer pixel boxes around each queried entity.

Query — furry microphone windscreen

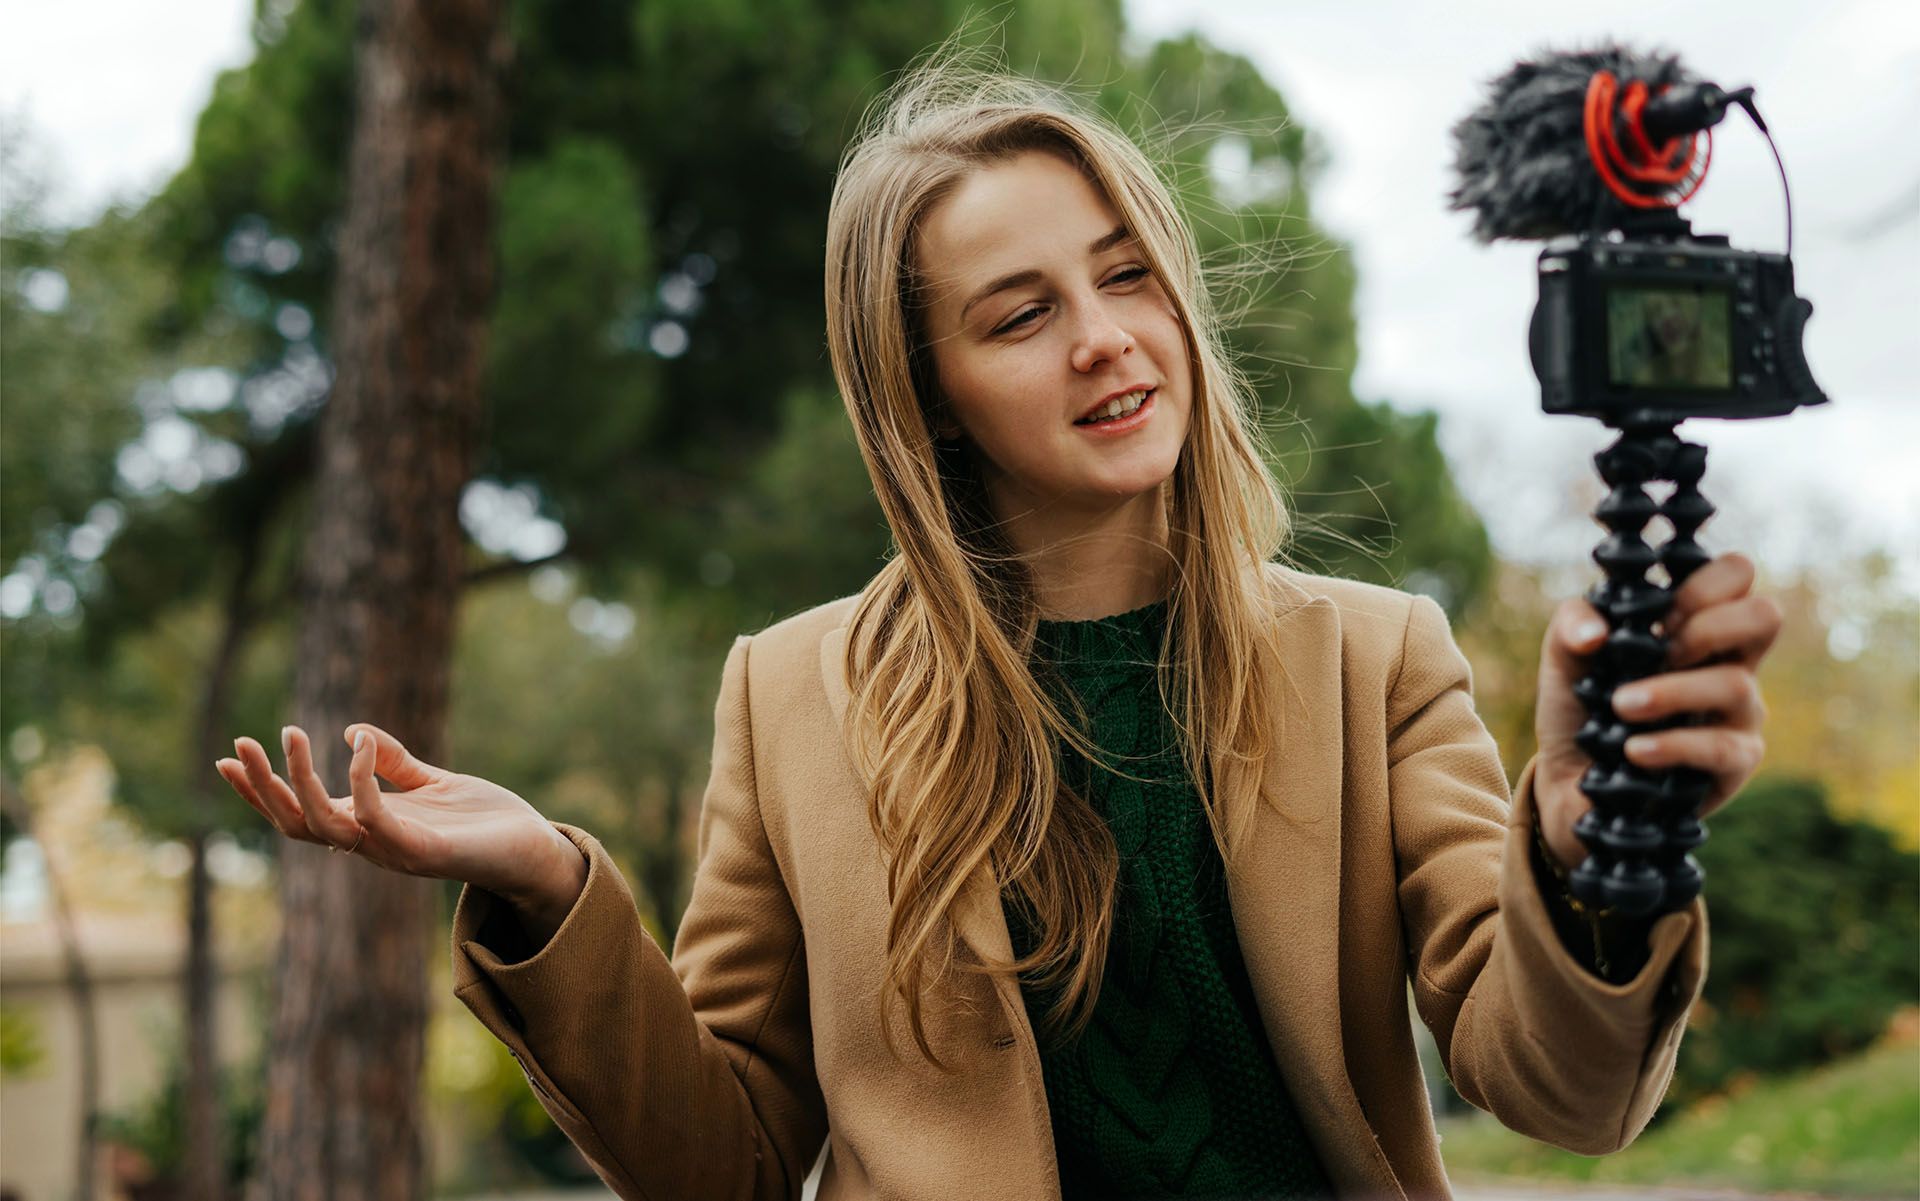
[1448,43,1700,243]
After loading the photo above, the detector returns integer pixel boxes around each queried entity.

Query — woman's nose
[1069,303,1136,374]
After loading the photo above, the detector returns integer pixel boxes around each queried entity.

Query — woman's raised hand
[214,723,584,912]
[1532,550,1783,873]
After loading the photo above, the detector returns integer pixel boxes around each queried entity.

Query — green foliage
[1440,1037,1920,1196]
[486,136,658,527]
[1675,773,1920,1106]
[150,0,355,340]
[0,133,158,687]
[706,386,891,632]
[0,1002,47,1077]
[58,597,294,844]
[1279,399,1493,615]
[0,140,219,830]
[0,213,144,574]
[427,1008,599,1189]
[94,1032,263,1190]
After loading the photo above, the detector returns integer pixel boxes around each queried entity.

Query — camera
[1529,215,1828,427]
[1450,46,1836,933]
[1448,47,1831,431]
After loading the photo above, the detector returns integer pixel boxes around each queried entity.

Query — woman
[215,63,1780,1201]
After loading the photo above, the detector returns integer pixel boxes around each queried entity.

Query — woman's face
[913,150,1192,524]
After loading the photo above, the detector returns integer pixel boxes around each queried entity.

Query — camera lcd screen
[1604,284,1733,392]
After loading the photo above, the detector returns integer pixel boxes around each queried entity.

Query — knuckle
[1728,729,1758,767]
[1719,731,1747,770]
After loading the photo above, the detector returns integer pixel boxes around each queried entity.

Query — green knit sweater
[1003,597,1334,1200]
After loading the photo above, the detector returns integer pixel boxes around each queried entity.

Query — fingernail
[355,730,369,753]
[1625,735,1656,756]
[1613,686,1649,712]
[281,725,293,750]
[1576,620,1607,644]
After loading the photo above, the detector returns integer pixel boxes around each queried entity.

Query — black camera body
[1529,219,1829,428]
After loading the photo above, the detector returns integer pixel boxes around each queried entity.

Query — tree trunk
[182,831,221,1201]
[639,765,694,945]
[184,515,271,1201]
[252,0,505,1197]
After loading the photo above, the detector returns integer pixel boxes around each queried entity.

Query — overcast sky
[4,0,1916,595]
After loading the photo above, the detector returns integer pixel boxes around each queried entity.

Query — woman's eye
[996,307,1043,334]
[992,269,1149,335]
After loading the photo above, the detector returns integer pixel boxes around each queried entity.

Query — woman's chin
[983,446,1182,517]
[1066,466,1179,507]
[1083,449,1181,498]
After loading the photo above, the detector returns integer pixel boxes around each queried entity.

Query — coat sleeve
[1387,593,1708,1155]
[448,634,828,1201]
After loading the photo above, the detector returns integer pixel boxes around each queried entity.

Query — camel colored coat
[450,564,1708,1201]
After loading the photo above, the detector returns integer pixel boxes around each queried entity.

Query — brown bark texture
[252,0,506,1198]
[183,831,220,1201]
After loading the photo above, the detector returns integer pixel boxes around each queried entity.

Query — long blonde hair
[824,56,1297,1070]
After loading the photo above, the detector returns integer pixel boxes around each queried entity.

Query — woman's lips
[1073,389,1155,435]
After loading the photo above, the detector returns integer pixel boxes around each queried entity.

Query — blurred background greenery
[1,0,1913,1198]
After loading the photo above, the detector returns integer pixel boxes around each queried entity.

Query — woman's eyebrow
[1086,223,1134,256]
[959,224,1135,320]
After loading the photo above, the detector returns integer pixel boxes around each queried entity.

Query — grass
[1438,1037,1920,1197]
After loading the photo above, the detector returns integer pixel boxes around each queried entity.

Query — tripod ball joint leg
[1572,424,1716,922]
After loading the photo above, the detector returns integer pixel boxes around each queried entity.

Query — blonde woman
[216,63,1780,1201]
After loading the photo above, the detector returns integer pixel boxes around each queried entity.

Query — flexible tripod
[1568,421,1718,920]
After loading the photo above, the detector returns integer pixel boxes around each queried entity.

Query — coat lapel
[821,621,1061,1198]
[817,617,1022,978]
[1223,576,1396,1196]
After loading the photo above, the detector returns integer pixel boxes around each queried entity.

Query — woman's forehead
[916,152,1124,301]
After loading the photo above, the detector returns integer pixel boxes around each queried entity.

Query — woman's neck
[992,488,1174,621]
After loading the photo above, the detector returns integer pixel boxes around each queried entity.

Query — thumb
[1542,597,1609,679]
[342,723,442,790]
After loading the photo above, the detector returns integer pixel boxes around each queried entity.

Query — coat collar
[816,566,1392,1197]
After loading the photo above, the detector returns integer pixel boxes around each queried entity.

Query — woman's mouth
[1067,385,1152,427]
[1074,388,1155,434]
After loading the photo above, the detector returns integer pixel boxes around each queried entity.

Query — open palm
[215,722,571,903]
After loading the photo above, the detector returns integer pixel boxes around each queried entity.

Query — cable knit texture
[1005,597,1334,1200]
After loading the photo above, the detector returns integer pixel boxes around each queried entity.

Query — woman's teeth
[1077,389,1150,424]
